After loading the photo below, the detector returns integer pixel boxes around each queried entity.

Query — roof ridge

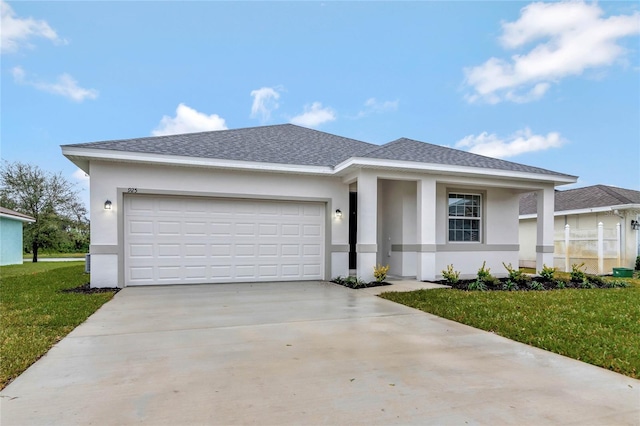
[595,184,634,204]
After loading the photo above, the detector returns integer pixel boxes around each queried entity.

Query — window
[448,193,481,242]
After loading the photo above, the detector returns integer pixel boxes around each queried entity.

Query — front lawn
[380,277,640,379]
[0,262,116,389]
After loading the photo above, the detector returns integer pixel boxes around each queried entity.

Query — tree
[0,161,88,262]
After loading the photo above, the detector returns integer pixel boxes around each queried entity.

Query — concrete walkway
[1,281,638,425]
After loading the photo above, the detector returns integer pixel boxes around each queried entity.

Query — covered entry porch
[346,169,556,282]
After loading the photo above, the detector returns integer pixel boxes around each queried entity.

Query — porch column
[356,171,377,282]
[417,177,437,281]
[536,186,555,272]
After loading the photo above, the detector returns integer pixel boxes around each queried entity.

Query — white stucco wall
[89,161,350,287]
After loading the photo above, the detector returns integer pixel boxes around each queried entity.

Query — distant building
[0,207,36,266]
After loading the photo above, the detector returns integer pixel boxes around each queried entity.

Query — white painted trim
[62,147,335,176]
[0,213,35,223]
[62,146,578,184]
[334,157,577,184]
[519,203,640,220]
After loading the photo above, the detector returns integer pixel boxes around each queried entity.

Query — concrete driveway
[1,282,638,425]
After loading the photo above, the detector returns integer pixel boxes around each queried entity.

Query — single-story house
[519,185,640,272]
[0,207,35,266]
[62,124,577,288]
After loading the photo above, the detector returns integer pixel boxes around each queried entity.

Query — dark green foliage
[570,263,587,283]
[539,264,556,280]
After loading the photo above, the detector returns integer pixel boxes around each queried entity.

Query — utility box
[612,267,633,278]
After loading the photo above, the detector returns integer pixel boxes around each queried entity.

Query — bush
[636,256,640,271]
[603,279,629,288]
[528,280,545,291]
[539,264,556,280]
[373,264,390,283]
[570,263,587,283]
[502,262,528,285]
[468,279,487,291]
[477,261,499,286]
[502,280,519,291]
[441,264,460,285]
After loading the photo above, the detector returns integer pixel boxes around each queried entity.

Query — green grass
[380,277,640,379]
[1,262,115,389]
[23,252,87,259]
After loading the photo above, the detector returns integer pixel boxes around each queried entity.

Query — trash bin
[612,267,633,278]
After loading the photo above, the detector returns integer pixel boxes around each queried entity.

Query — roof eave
[519,203,640,219]
[61,147,336,176]
[335,157,577,185]
[0,212,36,223]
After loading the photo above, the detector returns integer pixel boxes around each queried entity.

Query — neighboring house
[0,207,35,266]
[519,185,640,272]
[61,124,576,288]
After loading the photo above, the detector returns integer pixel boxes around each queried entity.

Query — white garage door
[124,195,325,286]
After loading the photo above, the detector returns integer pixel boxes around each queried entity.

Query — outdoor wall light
[335,209,342,219]
[631,220,640,231]
[104,200,112,210]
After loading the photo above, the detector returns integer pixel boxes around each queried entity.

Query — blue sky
[2,0,639,209]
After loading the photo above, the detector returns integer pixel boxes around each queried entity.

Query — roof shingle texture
[520,185,640,215]
[63,124,378,167]
[0,206,35,221]
[63,124,573,177]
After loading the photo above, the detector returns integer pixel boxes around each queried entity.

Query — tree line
[1,161,89,262]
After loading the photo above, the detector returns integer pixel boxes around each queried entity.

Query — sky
[2,0,639,210]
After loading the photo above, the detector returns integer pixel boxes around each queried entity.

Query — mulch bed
[61,282,121,294]
[331,280,393,289]
[433,275,625,291]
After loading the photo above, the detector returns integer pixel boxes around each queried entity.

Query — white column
[564,224,570,273]
[416,177,437,281]
[597,222,604,274]
[536,186,555,272]
[356,171,377,282]
[616,222,621,267]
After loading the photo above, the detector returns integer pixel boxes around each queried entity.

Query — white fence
[554,223,621,274]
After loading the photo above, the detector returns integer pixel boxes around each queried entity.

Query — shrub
[603,279,629,288]
[441,264,460,284]
[344,276,367,288]
[468,279,487,292]
[528,280,545,291]
[579,279,595,289]
[477,261,499,286]
[587,274,605,286]
[373,264,390,283]
[502,280,519,291]
[503,262,527,284]
[554,279,566,289]
[539,264,556,280]
[570,263,587,283]
[333,276,346,285]
[636,256,640,271]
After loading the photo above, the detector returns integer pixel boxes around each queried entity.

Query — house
[519,185,640,273]
[0,207,35,266]
[61,124,577,288]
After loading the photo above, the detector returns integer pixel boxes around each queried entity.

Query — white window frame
[448,192,482,243]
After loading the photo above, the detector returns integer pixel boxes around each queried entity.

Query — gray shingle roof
[520,185,640,215]
[63,124,574,178]
[0,206,35,221]
[63,124,378,167]
[363,138,573,177]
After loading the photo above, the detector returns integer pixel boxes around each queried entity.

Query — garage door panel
[125,195,325,285]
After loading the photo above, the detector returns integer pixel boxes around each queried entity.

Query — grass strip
[380,278,640,379]
[1,263,115,389]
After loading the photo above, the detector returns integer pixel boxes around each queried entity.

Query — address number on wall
[127,188,138,193]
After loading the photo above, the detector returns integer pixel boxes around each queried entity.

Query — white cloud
[1,0,65,53]
[152,103,228,136]
[355,97,399,118]
[250,87,280,123]
[12,66,98,102]
[464,1,640,104]
[455,128,567,158]
[289,102,336,127]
